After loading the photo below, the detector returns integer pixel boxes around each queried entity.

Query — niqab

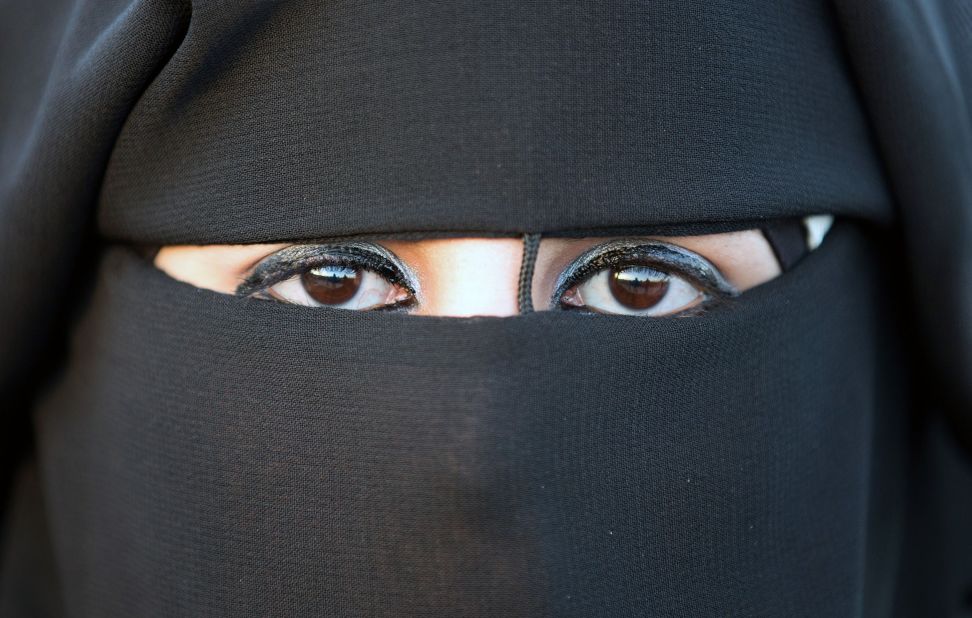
[1,1,971,615]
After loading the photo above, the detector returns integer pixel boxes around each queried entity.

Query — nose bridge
[391,238,525,317]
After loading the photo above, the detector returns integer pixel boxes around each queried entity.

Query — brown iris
[300,265,362,305]
[608,266,669,310]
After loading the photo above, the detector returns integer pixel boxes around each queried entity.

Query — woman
[1,1,970,615]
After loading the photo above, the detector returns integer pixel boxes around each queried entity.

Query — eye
[236,242,417,312]
[551,240,738,317]
[559,265,705,316]
[264,264,412,310]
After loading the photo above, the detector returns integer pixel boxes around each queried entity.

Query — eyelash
[235,242,417,309]
[237,239,736,316]
[549,240,739,313]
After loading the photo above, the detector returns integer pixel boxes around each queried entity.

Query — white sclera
[268,270,404,310]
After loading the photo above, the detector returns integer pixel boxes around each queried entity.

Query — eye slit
[301,265,361,305]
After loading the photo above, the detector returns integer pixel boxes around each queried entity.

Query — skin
[154,231,780,317]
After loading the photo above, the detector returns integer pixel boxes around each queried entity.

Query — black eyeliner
[235,241,417,299]
[550,240,739,310]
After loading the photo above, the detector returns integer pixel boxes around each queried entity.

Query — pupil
[608,266,669,310]
[301,265,362,305]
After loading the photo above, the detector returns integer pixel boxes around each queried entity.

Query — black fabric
[27,225,906,615]
[518,233,542,314]
[0,462,63,618]
[834,1,972,451]
[93,0,891,243]
[761,220,809,272]
[0,0,971,616]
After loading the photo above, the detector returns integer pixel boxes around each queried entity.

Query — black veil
[1,1,970,615]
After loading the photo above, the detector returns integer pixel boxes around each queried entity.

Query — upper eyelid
[549,239,738,308]
[235,242,417,297]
